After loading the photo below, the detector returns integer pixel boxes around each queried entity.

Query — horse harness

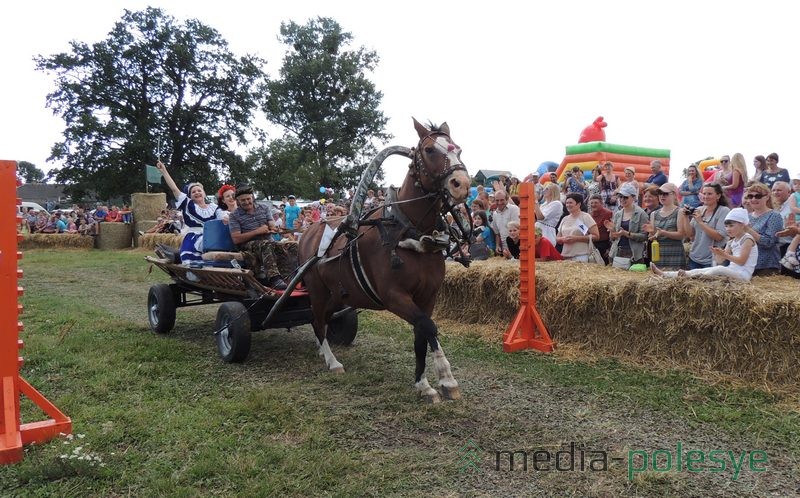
[318,130,473,307]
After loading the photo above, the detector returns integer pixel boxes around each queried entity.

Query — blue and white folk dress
[175,192,222,263]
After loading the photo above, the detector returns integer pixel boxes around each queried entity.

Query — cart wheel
[327,308,358,346]
[215,302,251,363]
[148,284,176,334]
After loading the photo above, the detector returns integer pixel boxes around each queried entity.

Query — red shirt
[535,237,563,261]
[591,207,613,241]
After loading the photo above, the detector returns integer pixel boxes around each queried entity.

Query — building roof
[17,183,68,205]
[474,169,513,185]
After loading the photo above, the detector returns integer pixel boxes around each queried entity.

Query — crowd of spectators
[20,203,135,236]
[465,155,800,282]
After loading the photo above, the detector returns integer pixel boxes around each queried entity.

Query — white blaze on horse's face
[435,136,470,203]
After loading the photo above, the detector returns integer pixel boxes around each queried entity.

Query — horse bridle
[410,131,468,196]
[408,131,473,245]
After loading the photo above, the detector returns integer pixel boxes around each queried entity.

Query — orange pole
[0,160,71,465]
[502,182,555,353]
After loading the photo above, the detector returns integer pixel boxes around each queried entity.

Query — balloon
[319,186,326,193]
[537,161,558,176]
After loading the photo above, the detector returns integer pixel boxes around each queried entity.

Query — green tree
[35,7,265,200]
[17,161,45,183]
[244,138,318,199]
[263,17,390,193]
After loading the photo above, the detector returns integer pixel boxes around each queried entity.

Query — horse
[297,118,471,403]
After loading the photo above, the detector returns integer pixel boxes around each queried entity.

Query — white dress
[536,200,563,245]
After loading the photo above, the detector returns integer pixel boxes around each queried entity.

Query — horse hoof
[440,385,461,401]
[421,391,441,404]
[330,366,345,374]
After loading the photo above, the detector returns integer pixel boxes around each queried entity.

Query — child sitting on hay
[651,208,757,281]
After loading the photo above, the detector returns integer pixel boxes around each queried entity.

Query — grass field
[1,249,798,496]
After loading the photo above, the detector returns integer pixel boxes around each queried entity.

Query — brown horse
[297,118,471,402]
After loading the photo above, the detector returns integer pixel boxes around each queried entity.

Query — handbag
[587,238,604,265]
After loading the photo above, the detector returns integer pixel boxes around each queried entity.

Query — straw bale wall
[19,233,94,250]
[435,259,800,385]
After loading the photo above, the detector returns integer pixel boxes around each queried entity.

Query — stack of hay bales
[435,259,800,386]
[95,222,132,249]
[132,192,167,248]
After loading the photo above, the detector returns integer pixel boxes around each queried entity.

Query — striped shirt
[229,204,275,241]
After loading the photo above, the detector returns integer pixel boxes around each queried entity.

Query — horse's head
[411,118,471,204]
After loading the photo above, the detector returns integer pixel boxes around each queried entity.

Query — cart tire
[327,309,358,346]
[215,302,251,363]
[148,284,176,334]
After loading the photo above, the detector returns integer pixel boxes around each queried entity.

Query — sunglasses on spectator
[618,195,630,200]
[720,160,729,164]
[745,193,766,200]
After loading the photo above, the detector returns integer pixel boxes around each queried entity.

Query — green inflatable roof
[566,142,671,157]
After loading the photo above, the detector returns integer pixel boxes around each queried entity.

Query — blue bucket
[203,219,236,252]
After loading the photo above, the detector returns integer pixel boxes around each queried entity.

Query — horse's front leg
[411,315,460,402]
[309,296,344,374]
[431,343,460,400]
[413,325,440,404]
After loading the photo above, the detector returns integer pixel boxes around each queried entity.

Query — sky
[3,1,800,190]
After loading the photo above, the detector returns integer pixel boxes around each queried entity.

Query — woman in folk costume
[156,160,223,263]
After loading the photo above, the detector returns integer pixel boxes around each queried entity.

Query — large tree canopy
[35,7,265,200]
[17,161,45,184]
[262,17,390,194]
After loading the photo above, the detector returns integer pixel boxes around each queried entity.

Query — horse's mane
[426,122,442,132]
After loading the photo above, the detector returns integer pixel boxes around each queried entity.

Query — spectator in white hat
[652,208,757,281]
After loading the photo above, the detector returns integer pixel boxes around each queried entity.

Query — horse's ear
[439,122,450,136]
[413,117,429,138]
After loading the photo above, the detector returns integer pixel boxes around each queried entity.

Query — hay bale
[435,259,800,385]
[95,222,132,250]
[131,193,166,224]
[133,220,161,247]
[138,233,184,251]
[19,233,94,250]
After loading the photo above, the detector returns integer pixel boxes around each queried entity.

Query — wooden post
[502,182,555,353]
[0,160,71,465]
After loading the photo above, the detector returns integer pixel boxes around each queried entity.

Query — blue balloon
[319,186,326,193]
[537,161,558,176]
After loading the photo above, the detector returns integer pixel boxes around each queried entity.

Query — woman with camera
[679,164,703,209]
[679,183,730,269]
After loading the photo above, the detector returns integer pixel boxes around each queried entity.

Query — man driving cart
[228,184,289,290]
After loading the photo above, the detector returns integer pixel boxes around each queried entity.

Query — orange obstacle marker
[0,160,71,465]
[502,182,555,353]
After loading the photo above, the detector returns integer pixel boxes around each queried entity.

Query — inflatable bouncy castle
[544,117,670,184]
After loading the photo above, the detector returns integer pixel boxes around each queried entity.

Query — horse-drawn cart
[144,256,358,363]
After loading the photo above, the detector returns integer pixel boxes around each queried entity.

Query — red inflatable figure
[579,116,607,143]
